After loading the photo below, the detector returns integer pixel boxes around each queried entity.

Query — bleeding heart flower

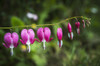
[20,29,36,53]
[75,22,80,35]
[57,28,63,48]
[82,20,85,28]
[37,27,53,50]
[3,32,19,56]
[67,23,73,40]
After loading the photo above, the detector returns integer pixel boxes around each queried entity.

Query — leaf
[11,16,25,26]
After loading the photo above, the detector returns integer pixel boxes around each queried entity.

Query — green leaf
[11,16,25,26]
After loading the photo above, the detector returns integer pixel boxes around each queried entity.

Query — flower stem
[0,16,91,29]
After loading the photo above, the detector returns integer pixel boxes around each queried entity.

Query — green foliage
[0,0,100,66]
[32,55,46,66]
[11,16,25,26]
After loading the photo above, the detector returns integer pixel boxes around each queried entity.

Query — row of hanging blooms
[2,18,90,56]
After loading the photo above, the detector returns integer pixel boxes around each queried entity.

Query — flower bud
[57,28,63,48]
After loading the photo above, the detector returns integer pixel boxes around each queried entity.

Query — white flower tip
[10,48,13,56]
[27,45,30,53]
[61,40,63,46]
[71,32,74,39]
[11,52,13,56]
[68,33,70,38]
[28,49,30,53]
[43,40,46,50]
[57,40,63,48]
[57,41,59,45]
[11,51,13,56]
[43,47,46,50]
[68,32,73,40]
[77,28,80,35]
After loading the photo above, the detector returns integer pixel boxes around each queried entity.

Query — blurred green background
[0,0,100,66]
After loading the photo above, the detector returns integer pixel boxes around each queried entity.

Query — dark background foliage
[0,0,100,66]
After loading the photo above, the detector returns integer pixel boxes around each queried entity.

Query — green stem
[0,16,91,29]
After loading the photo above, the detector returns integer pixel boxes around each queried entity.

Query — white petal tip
[28,50,30,53]
[68,33,70,38]
[71,32,74,40]
[43,47,46,50]
[61,40,63,47]
[27,45,30,53]
[10,48,13,56]
[10,52,13,56]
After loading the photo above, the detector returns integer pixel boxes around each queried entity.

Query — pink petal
[34,38,41,42]
[14,43,19,48]
[12,32,19,47]
[57,28,63,40]
[4,33,12,48]
[3,43,8,48]
[30,38,40,44]
[20,39,25,44]
[21,29,28,44]
[48,37,53,42]
[37,28,44,42]
[67,23,72,33]
[44,27,51,42]
[75,22,80,28]
[28,29,35,44]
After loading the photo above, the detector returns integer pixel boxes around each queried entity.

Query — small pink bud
[67,23,73,40]
[67,23,72,33]
[75,22,80,35]
[82,20,85,28]
[57,28,63,48]
[3,32,19,56]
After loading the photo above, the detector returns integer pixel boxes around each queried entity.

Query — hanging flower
[67,23,73,40]
[75,22,80,35]
[37,27,53,50]
[57,28,63,48]
[3,32,19,56]
[20,29,36,53]
[82,20,85,28]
